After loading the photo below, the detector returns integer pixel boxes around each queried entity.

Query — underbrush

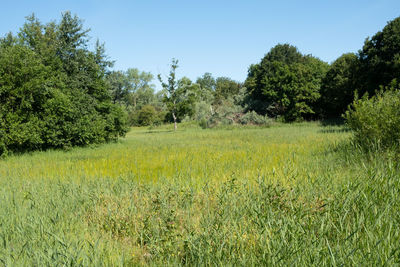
[345,89,400,151]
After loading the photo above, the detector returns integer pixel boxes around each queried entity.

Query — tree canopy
[319,53,358,117]
[244,44,328,121]
[357,17,400,95]
[0,12,128,156]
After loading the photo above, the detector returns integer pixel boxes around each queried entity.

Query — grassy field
[0,122,399,265]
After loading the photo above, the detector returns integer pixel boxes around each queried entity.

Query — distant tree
[125,68,155,109]
[357,16,400,95]
[158,59,180,131]
[107,71,129,104]
[175,77,198,119]
[214,77,242,104]
[196,72,215,103]
[137,105,157,126]
[319,53,358,117]
[107,68,157,110]
[196,72,216,91]
[158,60,199,130]
[245,43,328,121]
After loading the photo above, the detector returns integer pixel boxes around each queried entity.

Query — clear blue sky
[1,0,400,88]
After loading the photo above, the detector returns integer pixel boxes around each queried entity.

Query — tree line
[111,16,400,127]
[1,13,399,155]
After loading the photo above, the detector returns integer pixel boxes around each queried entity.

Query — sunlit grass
[1,122,399,265]
[0,122,349,186]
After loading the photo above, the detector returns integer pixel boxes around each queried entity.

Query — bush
[129,105,166,127]
[137,105,157,126]
[345,90,400,150]
[198,119,208,129]
[206,99,243,128]
[239,111,272,126]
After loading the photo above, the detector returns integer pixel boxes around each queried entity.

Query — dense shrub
[137,105,157,126]
[345,89,400,150]
[129,105,166,126]
[0,13,128,156]
[239,111,272,126]
[207,99,243,127]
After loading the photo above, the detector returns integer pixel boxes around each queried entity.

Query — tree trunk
[172,112,177,131]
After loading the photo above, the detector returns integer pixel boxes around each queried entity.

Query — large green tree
[245,44,328,121]
[319,53,358,117]
[357,17,400,95]
[214,77,242,104]
[0,12,128,156]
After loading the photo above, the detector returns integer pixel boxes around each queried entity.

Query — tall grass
[0,122,399,265]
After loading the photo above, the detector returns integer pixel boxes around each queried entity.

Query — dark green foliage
[357,17,400,96]
[345,88,400,151]
[214,77,242,104]
[0,12,128,156]
[107,71,129,104]
[319,53,358,117]
[136,105,157,126]
[245,44,328,121]
[196,72,216,92]
[174,77,197,120]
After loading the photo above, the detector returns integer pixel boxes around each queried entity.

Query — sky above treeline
[1,0,400,88]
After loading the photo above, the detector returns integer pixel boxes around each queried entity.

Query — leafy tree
[357,17,400,96]
[0,12,128,156]
[158,59,192,131]
[319,53,358,117]
[107,71,129,104]
[158,59,179,130]
[214,77,242,104]
[175,77,198,120]
[0,32,16,48]
[137,105,157,126]
[345,87,400,151]
[195,72,215,103]
[245,44,328,121]
[125,68,155,109]
[107,68,164,127]
[189,73,216,122]
[196,72,216,91]
[0,45,59,153]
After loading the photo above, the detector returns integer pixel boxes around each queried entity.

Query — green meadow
[0,123,399,265]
